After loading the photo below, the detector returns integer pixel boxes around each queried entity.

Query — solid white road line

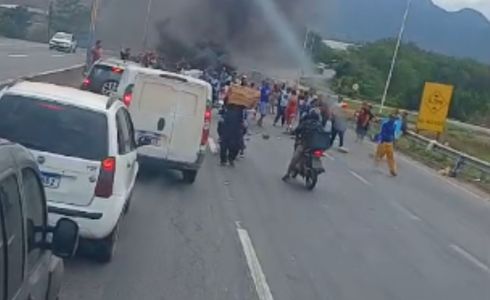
[348,170,372,186]
[7,54,28,58]
[208,137,218,154]
[449,244,490,274]
[236,222,274,300]
[51,54,65,57]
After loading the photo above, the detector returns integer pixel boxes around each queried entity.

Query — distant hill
[317,0,490,63]
[3,0,490,63]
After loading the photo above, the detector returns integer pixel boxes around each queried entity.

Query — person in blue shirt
[257,81,271,127]
[375,113,398,176]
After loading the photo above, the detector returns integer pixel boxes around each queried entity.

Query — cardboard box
[227,85,260,108]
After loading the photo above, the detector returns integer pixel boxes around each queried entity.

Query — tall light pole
[86,0,101,68]
[379,0,412,113]
[142,0,153,50]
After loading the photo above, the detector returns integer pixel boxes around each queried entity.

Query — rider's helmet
[308,108,321,121]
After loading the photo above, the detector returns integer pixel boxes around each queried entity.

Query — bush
[0,6,32,39]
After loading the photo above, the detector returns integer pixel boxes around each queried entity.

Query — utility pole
[379,0,412,114]
[85,0,100,68]
[299,27,310,81]
[47,0,54,40]
[142,0,153,50]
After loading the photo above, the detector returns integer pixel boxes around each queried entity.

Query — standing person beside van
[220,104,245,167]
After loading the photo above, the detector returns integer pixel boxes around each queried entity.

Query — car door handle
[127,162,132,168]
[157,118,166,131]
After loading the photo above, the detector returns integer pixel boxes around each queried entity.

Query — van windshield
[0,94,108,161]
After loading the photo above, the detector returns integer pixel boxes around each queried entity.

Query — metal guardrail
[406,130,490,179]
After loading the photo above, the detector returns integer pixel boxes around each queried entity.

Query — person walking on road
[219,104,245,167]
[330,111,347,150]
[269,84,279,115]
[257,81,271,127]
[375,113,398,176]
[274,85,289,127]
[90,40,102,66]
[286,89,298,132]
[355,103,374,142]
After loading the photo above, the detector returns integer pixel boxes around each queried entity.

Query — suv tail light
[200,109,212,146]
[82,78,91,88]
[94,157,116,198]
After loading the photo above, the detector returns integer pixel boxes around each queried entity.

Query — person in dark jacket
[282,109,324,181]
[220,104,245,166]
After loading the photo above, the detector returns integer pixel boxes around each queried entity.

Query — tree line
[312,37,490,125]
[0,0,89,43]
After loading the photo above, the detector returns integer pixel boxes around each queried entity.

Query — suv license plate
[41,173,61,189]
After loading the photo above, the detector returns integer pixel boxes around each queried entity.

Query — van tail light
[200,109,212,146]
[313,150,324,158]
[82,78,91,88]
[122,91,132,107]
[94,157,116,198]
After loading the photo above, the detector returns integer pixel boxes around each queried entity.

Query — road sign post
[416,82,454,134]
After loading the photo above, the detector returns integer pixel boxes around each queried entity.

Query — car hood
[50,39,71,44]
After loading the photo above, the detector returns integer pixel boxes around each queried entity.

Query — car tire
[123,192,132,215]
[182,170,197,184]
[94,222,120,263]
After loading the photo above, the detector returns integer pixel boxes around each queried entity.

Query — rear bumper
[138,150,205,171]
[47,194,126,240]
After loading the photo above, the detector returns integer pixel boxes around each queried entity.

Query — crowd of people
[214,72,409,179]
[90,40,404,179]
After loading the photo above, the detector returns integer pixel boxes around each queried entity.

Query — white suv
[0,82,147,262]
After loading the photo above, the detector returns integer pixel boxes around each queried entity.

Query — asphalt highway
[60,117,490,300]
[0,37,84,82]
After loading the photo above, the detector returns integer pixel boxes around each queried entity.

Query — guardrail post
[449,156,465,178]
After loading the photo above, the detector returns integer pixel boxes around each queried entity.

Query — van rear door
[131,73,208,163]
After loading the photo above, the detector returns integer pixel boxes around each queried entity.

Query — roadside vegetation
[0,0,89,44]
[312,38,490,127]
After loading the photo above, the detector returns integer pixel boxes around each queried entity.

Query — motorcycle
[291,148,326,190]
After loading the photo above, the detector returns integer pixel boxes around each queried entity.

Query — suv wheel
[94,222,120,263]
[182,170,197,184]
[123,192,132,215]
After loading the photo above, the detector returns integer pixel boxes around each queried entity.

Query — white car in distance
[49,32,77,53]
[0,82,149,262]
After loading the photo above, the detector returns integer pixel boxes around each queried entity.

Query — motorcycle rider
[282,109,324,181]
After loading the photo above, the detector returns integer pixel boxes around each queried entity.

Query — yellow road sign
[417,82,454,133]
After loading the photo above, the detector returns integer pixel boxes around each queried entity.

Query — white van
[123,69,212,183]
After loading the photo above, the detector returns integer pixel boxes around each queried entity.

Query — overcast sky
[433,0,490,19]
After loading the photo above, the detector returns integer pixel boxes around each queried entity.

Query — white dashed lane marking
[7,54,28,58]
[449,244,490,274]
[236,222,274,300]
[348,170,372,186]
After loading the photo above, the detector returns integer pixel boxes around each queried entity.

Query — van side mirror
[51,218,79,258]
[137,136,152,147]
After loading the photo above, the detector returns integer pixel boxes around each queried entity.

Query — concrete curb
[0,63,86,89]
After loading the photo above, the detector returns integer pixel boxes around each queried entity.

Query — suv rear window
[0,94,108,161]
[89,64,124,83]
